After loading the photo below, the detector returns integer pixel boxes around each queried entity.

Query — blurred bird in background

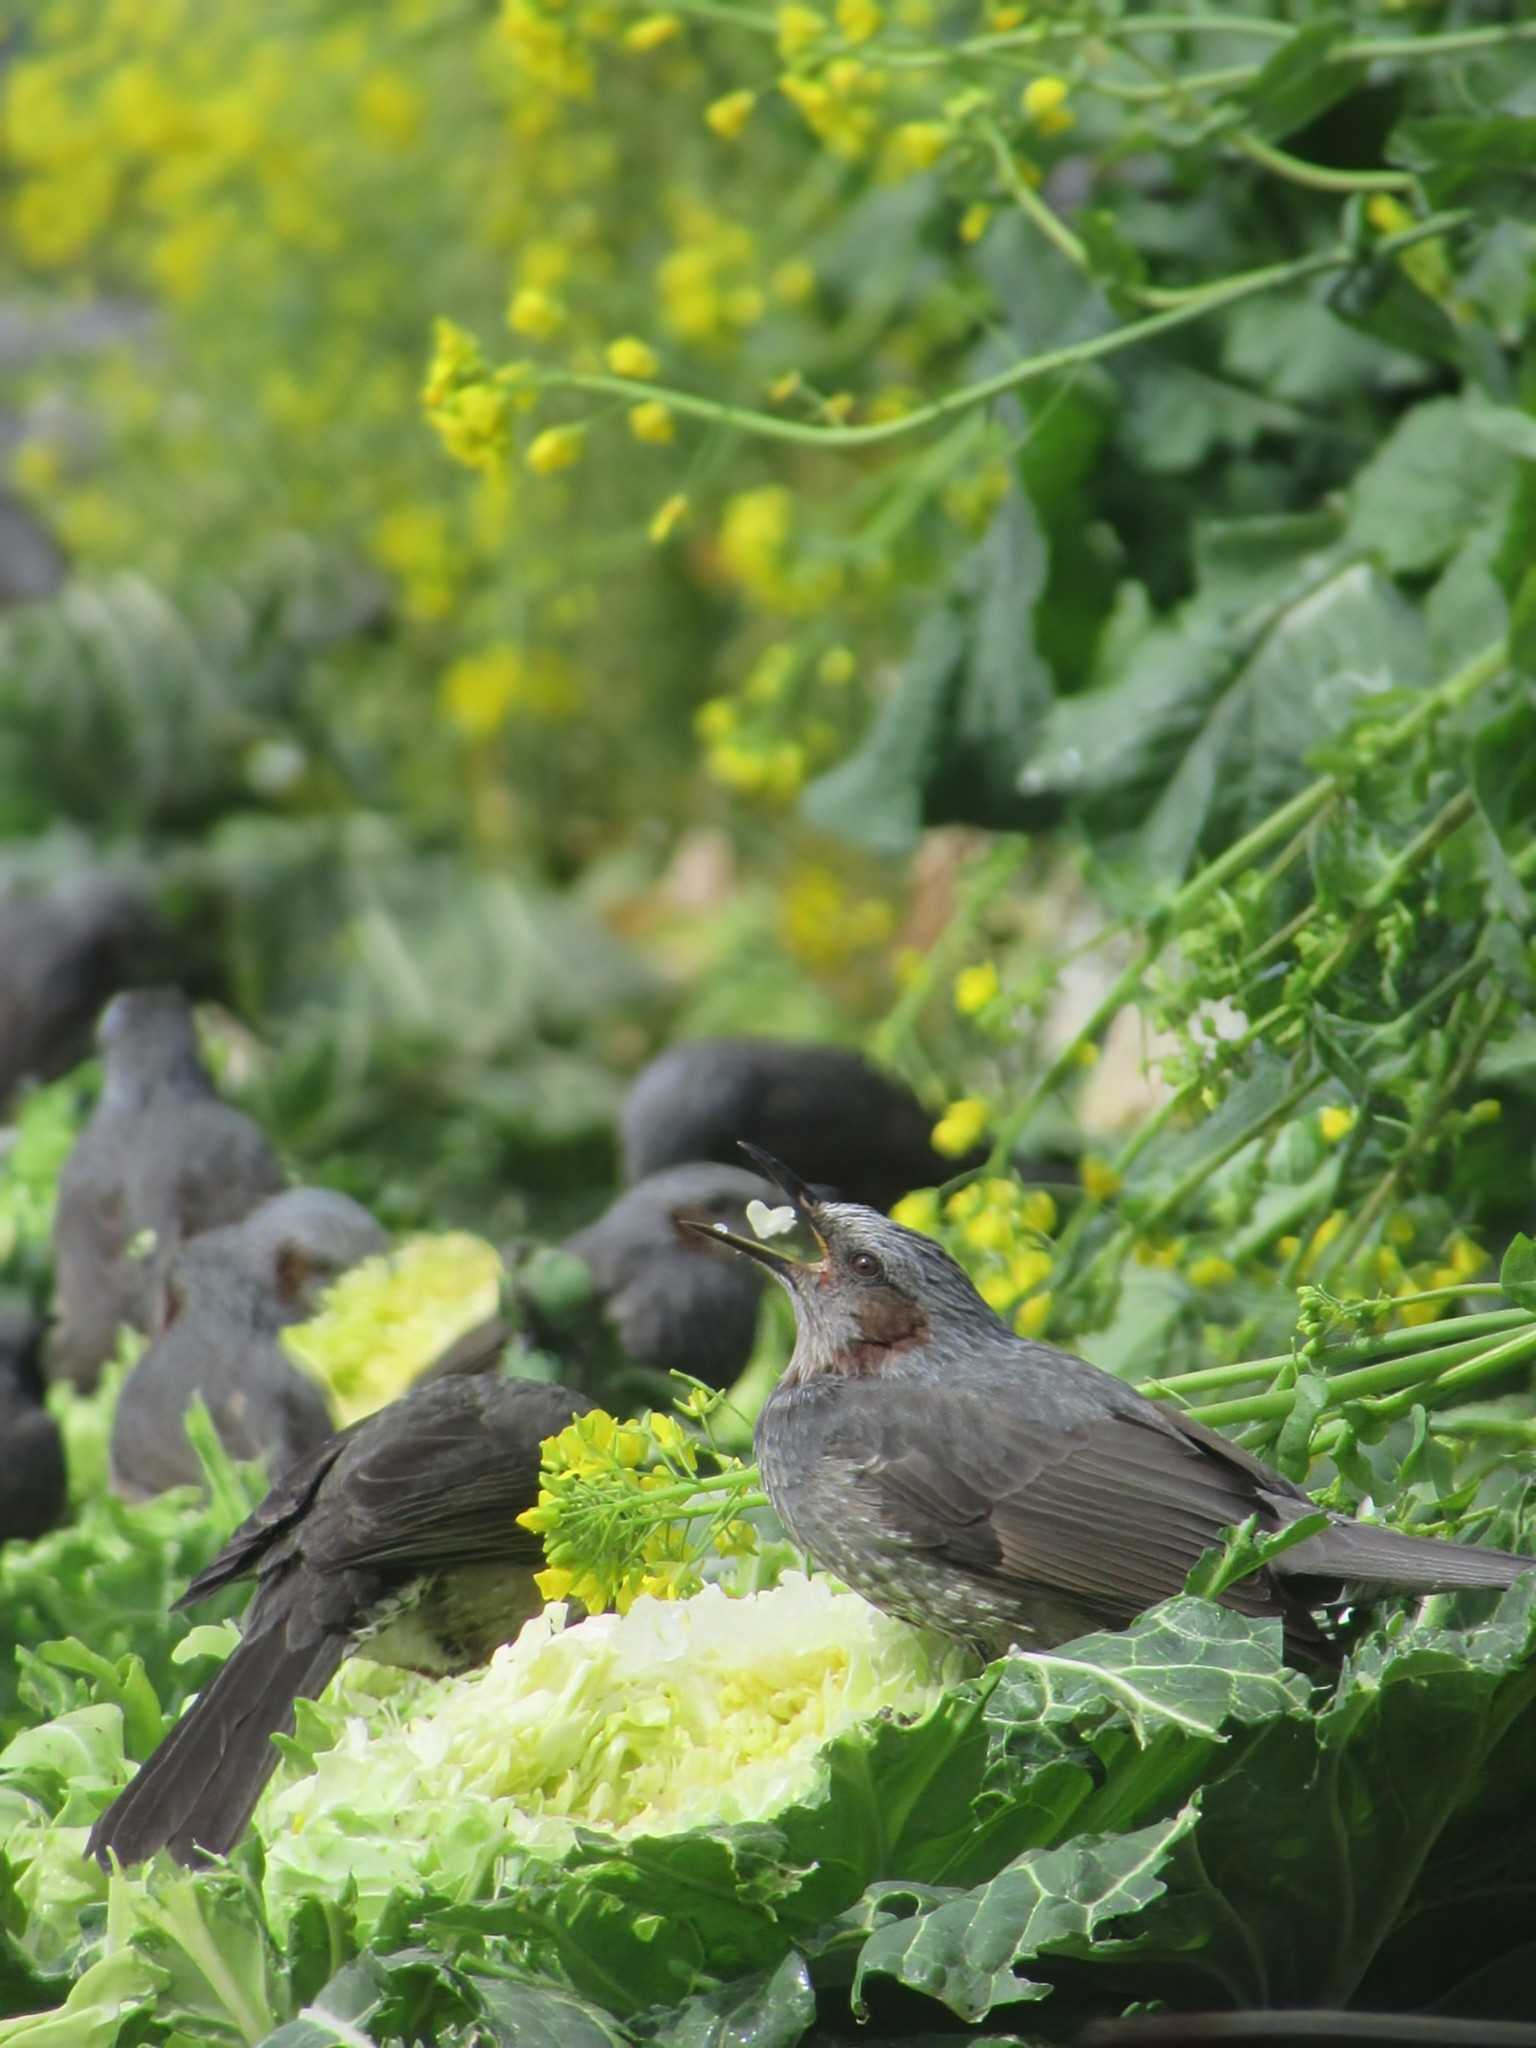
[48,988,286,1389]
[109,1186,387,1499]
[0,1303,66,1544]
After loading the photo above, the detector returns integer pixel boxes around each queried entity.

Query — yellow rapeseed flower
[629,400,676,443]
[1017,1190,1057,1234]
[932,1098,988,1157]
[649,493,690,543]
[625,11,681,48]
[607,336,660,378]
[1319,1105,1357,1144]
[1021,74,1073,135]
[960,202,992,244]
[526,424,585,475]
[837,0,882,40]
[1009,1247,1052,1294]
[1014,1293,1052,1337]
[1367,194,1414,236]
[1187,1255,1236,1289]
[778,3,827,58]
[890,1189,940,1234]
[953,961,1000,1016]
[884,121,950,176]
[818,645,856,685]
[963,1208,1012,1253]
[508,286,565,340]
[1080,1155,1122,1199]
[706,89,756,138]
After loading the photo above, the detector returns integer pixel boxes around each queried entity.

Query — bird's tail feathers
[86,1619,345,1868]
[1285,1520,1534,1597]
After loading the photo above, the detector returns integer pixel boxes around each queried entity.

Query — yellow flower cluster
[891,1180,1057,1337]
[779,863,896,969]
[440,644,582,737]
[517,1407,761,1613]
[422,319,513,475]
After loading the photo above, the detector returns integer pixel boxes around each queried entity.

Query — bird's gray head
[681,1145,1007,1383]
[97,988,208,1104]
[165,1187,389,1327]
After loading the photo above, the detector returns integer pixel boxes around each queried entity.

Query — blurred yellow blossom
[509,286,565,339]
[625,11,681,48]
[357,71,423,147]
[527,424,585,475]
[777,4,828,59]
[1187,1256,1236,1289]
[960,202,992,243]
[629,400,676,443]
[932,1098,988,1157]
[837,0,882,41]
[1021,74,1072,135]
[884,121,949,176]
[818,645,856,685]
[1080,1155,1121,1199]
[1013,1293,1051,1336]
[1318,1105,1357,1144]
[890,1188,940,1234]
[953,961,999,1015]
[706,89,756,138]
[771,258,816,304]
[779,863,894,962]
[649,492,690,542]
[441,645,581,735]
[607,336,660,378]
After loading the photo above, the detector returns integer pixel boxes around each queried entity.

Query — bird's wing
[304,1380,591,1577]
[177,1418,357,1604]
[835,1386,1297,1624]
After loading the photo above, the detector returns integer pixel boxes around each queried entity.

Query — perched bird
[420,1162,782,1394]
[619,1037,980,1213]
[49,988,287,1389]
[87,1374,592,1868]
[0,1306,66,1545]
[0,872,172,1110]
[696,1151,1533,1665]
[109,1187,388,1500]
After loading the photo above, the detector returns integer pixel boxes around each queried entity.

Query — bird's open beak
[677,1144,828,1274]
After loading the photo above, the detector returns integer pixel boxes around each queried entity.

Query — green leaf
[644,1951,814,2047]
[1470,693,1536,927]
[0,1950,167,2047]
[1347,399,1519,576]
[1389,115,1536,215]
[1184,1512,1331,1600]
[848,1806,1200,2022]
[1235,18,1363,143]
[1498,1233,1536,1313]
[802,492,1055,853]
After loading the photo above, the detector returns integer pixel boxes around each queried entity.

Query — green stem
[1230,132,1415,195]
[528,215,1470,454]
[1311,979,1508,1283]
[1189,1317,1536,1431]
[1141,1307,1528,1405]
[1136,1070,1319,1233]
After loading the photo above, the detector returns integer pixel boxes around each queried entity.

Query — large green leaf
[1348,397,1519,576]
[802,491,1055,854]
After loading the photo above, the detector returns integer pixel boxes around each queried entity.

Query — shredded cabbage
[261,1573,964,1932]
[282,1231,503,1422]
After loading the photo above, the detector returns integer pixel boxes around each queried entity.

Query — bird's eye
[850,1250,883,1279]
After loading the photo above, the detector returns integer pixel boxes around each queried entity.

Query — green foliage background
[6,0,1536,2038]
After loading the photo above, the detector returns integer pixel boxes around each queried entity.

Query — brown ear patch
[274,1242,313,1307]
[847,1288,928,1374]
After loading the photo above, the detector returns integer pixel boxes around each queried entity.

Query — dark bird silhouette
[419,1162,781,1394]
[619,1036,979,1213]
[0,1306,66,1544]
[87,1373,592,1868]
[695,1152,1533,1664]
[48,988,287,1389]
[109,1187,388,1500]
[0,872,170,1109]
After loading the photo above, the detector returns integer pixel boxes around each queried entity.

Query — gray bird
[109,1187,388,1500]
[87,1373,592,1867]
[0,872,169,1109]
[0,1306,66,1544]
[420,1162,781,1394]
[49,988,287,1389]
[695,1150,1534,1665]
[619,1036,981,1213]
